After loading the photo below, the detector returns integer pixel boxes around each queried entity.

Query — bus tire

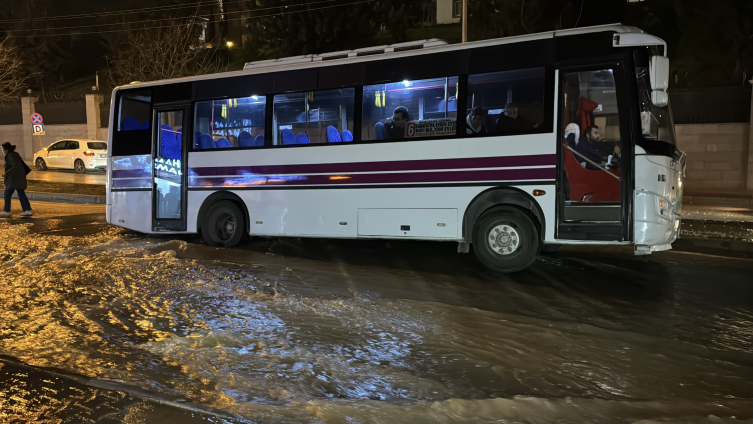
[203,200,245,247]
[473,207,539,273]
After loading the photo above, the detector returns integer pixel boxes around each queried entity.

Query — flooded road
[1,207,751,423]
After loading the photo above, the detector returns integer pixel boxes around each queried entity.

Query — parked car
[33,139,108,173]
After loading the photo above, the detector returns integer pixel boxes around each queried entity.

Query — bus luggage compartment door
[357,209,457,239]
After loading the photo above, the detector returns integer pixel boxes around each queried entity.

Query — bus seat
[238,131,254,147]
[326,126,342,143]
[254,135,265,146]
[438,97,457,112]
[141,121,150,129]
[217,137,232,148]
[282,129,296,145]
[160,125,181,160]
[198,133,216,149]
[342,130,353,142]
[123,117,140,130]
[374,122,387,140]
[563,137,621,202]
[296,133,310,144]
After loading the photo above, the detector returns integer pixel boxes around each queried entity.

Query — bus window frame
[191,95,270,152]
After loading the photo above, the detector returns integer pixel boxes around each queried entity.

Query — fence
[100,104,111,127]
[0,102,22,125]
[670,86,751,125]
[34,101,87,125]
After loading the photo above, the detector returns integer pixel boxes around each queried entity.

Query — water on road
[0,216,751,423]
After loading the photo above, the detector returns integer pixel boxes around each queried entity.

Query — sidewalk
[13,180,105,205]
[677,203,753,257]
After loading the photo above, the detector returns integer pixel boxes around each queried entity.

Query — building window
[272,88,355,145]
[362,77,459,141]
[194,96,267,149]
[464,68,545,136]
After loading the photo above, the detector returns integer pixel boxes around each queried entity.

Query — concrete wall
[437,0,460,24]
[0,124,25,158]
[675,123,751,192]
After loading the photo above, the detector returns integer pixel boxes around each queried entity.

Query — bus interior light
[403,80,412,87]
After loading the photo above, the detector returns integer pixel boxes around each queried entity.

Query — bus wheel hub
[489,224,519,255]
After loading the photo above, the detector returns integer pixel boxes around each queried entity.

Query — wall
[436,0,460,25]
[0,125,25,158]
[675,123,751,192]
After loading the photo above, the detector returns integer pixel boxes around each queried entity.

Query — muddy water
[0,221,751,423]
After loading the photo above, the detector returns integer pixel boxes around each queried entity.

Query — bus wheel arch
[463,187,545,245]
[197,192,251,246]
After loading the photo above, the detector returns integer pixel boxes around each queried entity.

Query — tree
[107,19,227,87]
[0,39,32,104]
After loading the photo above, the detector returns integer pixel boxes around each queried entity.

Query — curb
[11,191,106,205]
[684,195,753,206]
[672,238,753,258]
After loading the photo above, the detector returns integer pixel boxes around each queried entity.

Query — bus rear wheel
[473,208,539,273]
[202,200,245,247]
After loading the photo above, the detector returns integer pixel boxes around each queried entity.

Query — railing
[35,101,87,125]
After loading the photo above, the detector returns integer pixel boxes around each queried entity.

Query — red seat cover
[563,139,621,202]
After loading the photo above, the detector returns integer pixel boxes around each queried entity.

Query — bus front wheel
[473,208,539,273]
[202,200,245,247]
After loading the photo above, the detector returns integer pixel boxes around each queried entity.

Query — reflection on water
[0,222,751,423]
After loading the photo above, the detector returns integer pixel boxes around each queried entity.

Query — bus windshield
[634,49,676,147]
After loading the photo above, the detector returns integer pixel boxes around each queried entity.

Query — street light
[226,41,234,48]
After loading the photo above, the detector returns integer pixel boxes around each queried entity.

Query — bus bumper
[634,190,680,255]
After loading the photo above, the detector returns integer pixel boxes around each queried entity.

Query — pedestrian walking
[1,142,33,217]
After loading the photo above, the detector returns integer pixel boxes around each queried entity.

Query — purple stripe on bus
[112,169,152,178]
[189,167,555,187]
[189,154,555,177]
[112,179,151,189]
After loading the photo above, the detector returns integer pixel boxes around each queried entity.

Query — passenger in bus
[465,107,487,135]
[383,106,410,139]
[495,104,538,136]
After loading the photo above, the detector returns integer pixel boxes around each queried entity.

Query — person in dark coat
[1,142,33,217]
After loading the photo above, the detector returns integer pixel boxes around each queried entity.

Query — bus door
[152,105,190,232]
[557,65,632,241]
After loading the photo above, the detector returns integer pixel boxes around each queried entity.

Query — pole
[38,135,43,151]
[462,0,468,43]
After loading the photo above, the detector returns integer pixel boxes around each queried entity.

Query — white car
[33,139,108,173]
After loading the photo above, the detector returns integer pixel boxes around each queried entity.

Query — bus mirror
[649,56,669,91]
[651,90,668,107]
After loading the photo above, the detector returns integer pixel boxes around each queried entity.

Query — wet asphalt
[0,203,751,423]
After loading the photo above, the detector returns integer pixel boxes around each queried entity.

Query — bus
[106,24,684,272]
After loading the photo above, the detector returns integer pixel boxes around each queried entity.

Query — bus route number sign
[405,118,456,138]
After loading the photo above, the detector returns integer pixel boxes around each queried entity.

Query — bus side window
[117,89,151,132]
[193,96,267,150]
[362,77,459,141]
[272,88,355,145]
[465,68,545,137]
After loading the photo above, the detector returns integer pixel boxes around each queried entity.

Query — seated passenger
[382,106,410,139]
[466,107,487,135]
[495,103,538,136]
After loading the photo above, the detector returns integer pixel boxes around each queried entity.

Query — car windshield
[87,142,108,150]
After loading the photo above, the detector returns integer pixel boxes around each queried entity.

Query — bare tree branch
[0,38,34,104]
[107,18,227,87]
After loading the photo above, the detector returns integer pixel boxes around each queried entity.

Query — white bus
[106,24,684,272]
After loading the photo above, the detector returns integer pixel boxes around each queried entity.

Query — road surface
[0,204,751,423]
